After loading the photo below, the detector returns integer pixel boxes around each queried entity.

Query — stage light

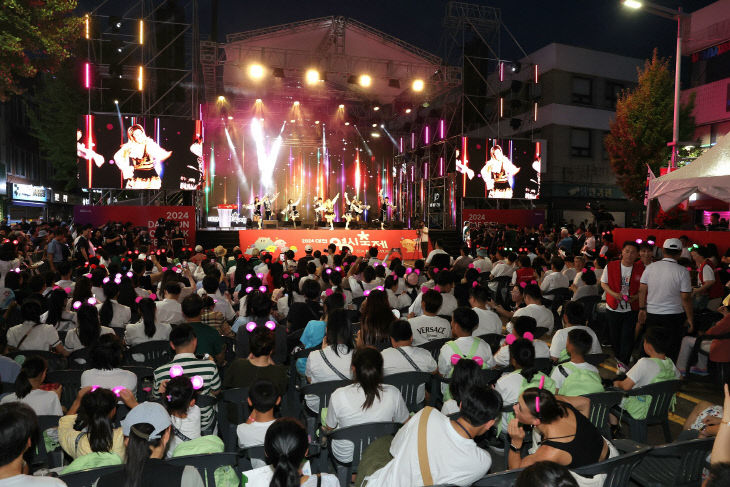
[305,68,320,85]
[371,132,380,138]
[358,74,372,87]
[228,115,234,120]
[84,14,90,39]
[372,123,377,128]
[137,66,143,91]
[114,99,119,105]
[84,62,90,89]
[290,119,295,123]
[217,95,226,103]
[344,122,350,126]
[139,20,144,44]
[622,0,642,8]
[380,124,384,128]
[248,63,265,80]
[338,104,345,109]
[293,101,300,106]
[412,79,425,92]
[315,120,320,124]
[373,106,380,111]
[405,108,411,114]
[255,98,262,103]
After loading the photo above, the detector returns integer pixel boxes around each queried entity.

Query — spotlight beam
[352,125,372,157]
[380,125,399,150]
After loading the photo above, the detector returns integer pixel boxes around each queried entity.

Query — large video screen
[77,115,203,190]
[458,138,542,199]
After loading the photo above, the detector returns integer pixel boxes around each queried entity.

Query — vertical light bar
[499,61,504,82]
[461,136,467,197]
[84,62,90,89]
[499,98,504,118]
[137,66,143,91]
[439,119,445,139]
[534,102,538,122]
[439,156,444,176]
[424,125,429,144]
[399,137,403,153]
[139,20,144,44]
[411,132,415,149]
[85,14,90,39]
[85,114,93,188]
[534,64,539,83]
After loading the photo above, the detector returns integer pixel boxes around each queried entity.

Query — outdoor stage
[196,228,421,260]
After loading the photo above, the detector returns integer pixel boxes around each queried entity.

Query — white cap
[663,238,683,251]
[121,402,171,440]
[304,245,313,252]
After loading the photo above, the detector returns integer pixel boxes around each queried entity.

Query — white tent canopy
[648,133,730,210]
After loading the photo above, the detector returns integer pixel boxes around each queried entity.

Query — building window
[571,128,592,157]
[605,82,624,107]
[572,77,592,105]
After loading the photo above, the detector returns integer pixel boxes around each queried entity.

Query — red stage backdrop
[462,209,546,227]
[238,230,420,259]
[73,206,196,245]
[612,228,730,255]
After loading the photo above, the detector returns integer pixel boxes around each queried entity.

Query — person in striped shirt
[153,323,221,433]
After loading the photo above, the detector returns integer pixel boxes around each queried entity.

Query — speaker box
[262,220,278,229]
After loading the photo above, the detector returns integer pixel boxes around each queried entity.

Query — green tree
[0,0,82,101]
[27,60,86,190]
[604,50,696,202]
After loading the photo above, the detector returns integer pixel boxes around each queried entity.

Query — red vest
[516,267,535,284]
[605,260,645,311]
[699,260,724,299]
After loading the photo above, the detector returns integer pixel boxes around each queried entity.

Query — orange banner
[238,229,420,259]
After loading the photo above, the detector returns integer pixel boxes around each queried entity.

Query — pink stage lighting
[439,119,445,139]
[84,62,90,89]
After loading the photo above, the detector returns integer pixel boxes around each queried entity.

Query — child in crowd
[0,356,62,416]
[550,329,604,396]
[469,285,502,336]
[438,308,495,394]
[237,380,281,468]
[407,290,451,345]
[494,316,551,367]
[549,301,601,362]
[381,320,437,405]
[164,375,201,457]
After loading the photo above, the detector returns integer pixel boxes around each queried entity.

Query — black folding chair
[573,446,651,487]
[533,357,553,375]
[32,415,62,469]
[583,390,624,439]
[240,444,266,471]
[7,350,66,371]
[46,369,83,410]
[218,387,250,452]
[490,276,513,308]
[123,340,172,368]
[478,333,504,355]
[299,379,349,468]
[417,337,451,361]
[383,371,432,412]
[67,348,92,370]
[59,464,123,487]
[630,437,714,487]
[167,452,240,487]
[585,353,609,367]
[615,380,680,443]
[534,327,550,340]
[472,467,525,486]
[120,365,155,402]
[326,422,401,487]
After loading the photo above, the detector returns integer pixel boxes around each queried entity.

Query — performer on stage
[379,191,397,230]
[313,196,324,225]
[113,124,172,190]
[315,193,339,230]
[245,197,263,229]
[343,193,370,230]
[262,192,279,221]
[481,144,520,198]
[281,197,301,228]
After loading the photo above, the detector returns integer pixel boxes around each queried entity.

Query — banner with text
[73,206,196,245]
[238,229,420,259]
[461,209,546,227]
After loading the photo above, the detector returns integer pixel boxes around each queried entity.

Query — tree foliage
[0,0,82,101]
[604,50,696,202]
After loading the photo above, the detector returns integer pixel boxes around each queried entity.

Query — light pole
[622,0,688,170]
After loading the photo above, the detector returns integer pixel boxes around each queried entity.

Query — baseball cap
[121,402,171,440]
[304,244,313,253]
[663,238,683,251]
[194,245,203,252]
[477,248,489,257]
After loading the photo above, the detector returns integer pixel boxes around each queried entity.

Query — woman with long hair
[42,288,76,331]
[236,289,287,364]
[117,276,139,312]
[125,297,171,346]
[325,347,408,463]
[304,308,354,412]
[98,281,132,328]
[6,299,69,356]
[81,334,137,394]
[65,303,115,352]
[0,356,62,415]
[71,276,94,309]
[296,292,346,375]
[264,418,339,487]
[441,357,489,416]
[358,289,395,350]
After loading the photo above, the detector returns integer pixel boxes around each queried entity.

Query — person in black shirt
[74,225,92,265]
[286,279,323,334]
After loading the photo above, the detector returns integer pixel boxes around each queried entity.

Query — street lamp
[622,0,688,170]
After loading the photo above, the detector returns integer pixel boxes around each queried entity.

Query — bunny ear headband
[450,354,484,367]
[245,320,277,332]
[504,332,533,345]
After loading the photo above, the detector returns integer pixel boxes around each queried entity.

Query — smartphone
[280,254,286,262]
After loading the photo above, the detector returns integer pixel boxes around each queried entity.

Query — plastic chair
[112,327,126,340]
[630,437,715,487]
[59,464,124,487]
[585,353,609,367]
[33,415,62,468]
[120,365,155,402]
[326,422,401,487]
[167,452,240,487]
[299,379,350,468]
[478,333,504,355]
[383,371,432,412]
[67,348,92,370]
[45,369,83,410]
[417,337,451,361]
[6,350,66,371]
[490,276,513,308]
[533,357,553,375]
[616,380,680,443]
[583,390,624,439]
[534,327,550,339]
[218,387,250,452]
[240,444,266,470]
[573,446,651,487]
[576,295,601,325]
[472,467,525,486]
[1,381,15,394]
[123,340,172,368]
[543,287,572,310]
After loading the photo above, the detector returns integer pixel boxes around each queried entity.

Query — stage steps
[429,230,463,257]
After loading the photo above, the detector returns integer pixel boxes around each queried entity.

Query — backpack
[172,436,239,487]
[621,358,677,420]
[498,371,556,435]
[556,363,604,397]
[443,338,487,401]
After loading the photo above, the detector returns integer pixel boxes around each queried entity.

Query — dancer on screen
[281,197,301,228]
[481,144,520,198]
[113,124,172,189]
[76,129,105,168]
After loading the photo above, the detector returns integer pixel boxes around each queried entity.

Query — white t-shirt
[550,361,600,391]
[425,249,452,265]
[168,405,202,458]
[490,262,515,279]
[237,420,275,468]
[441,399,459,416]
[508,304,554,333]
[407,291,458,318]
[40,310,77,332]
[639,259,692,314]
[572,284,599,301]
[95,300,132,328]
[541,271,569,294]
[408,315,451,346]
[0,475,66,487]
[437,337,496,378]
[124,321,172,346]
[326,383,409,463]
[600,263,634,313]
[562,267,577,282]
[64,326,115,351]
[305,345,353,411]
[6,322,61,351]
[0,389,63,416]
[80,368,138,395]
[549,325,602,359]
[241,467,339,487]
[495,371,528,430]
[365,407,491,487]
[472,308,502,336]
[382,346,437,404]
[626,357,680,388]
[348,278,380,299]
[156,299,184,325]
[472,257,493,273]
[493,339,551,367]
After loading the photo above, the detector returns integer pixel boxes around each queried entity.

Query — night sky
[202,0,717,63]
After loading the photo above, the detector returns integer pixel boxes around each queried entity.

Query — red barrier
[73,206,196,246]
[612,228,730,255]
[462,209,546,227]
[238,229,420,259]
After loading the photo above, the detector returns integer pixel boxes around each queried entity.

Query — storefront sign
[10,183,50,203]
[73,205,196,244]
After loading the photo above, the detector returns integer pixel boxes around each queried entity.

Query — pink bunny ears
[362,286,385,297]
[169,365,204,390]
[245,320,276,332]
[505,332,533,345]
[519,280,537,288]
[450,354,484,367]
[72,297,97,309]
[535,376,546,414]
